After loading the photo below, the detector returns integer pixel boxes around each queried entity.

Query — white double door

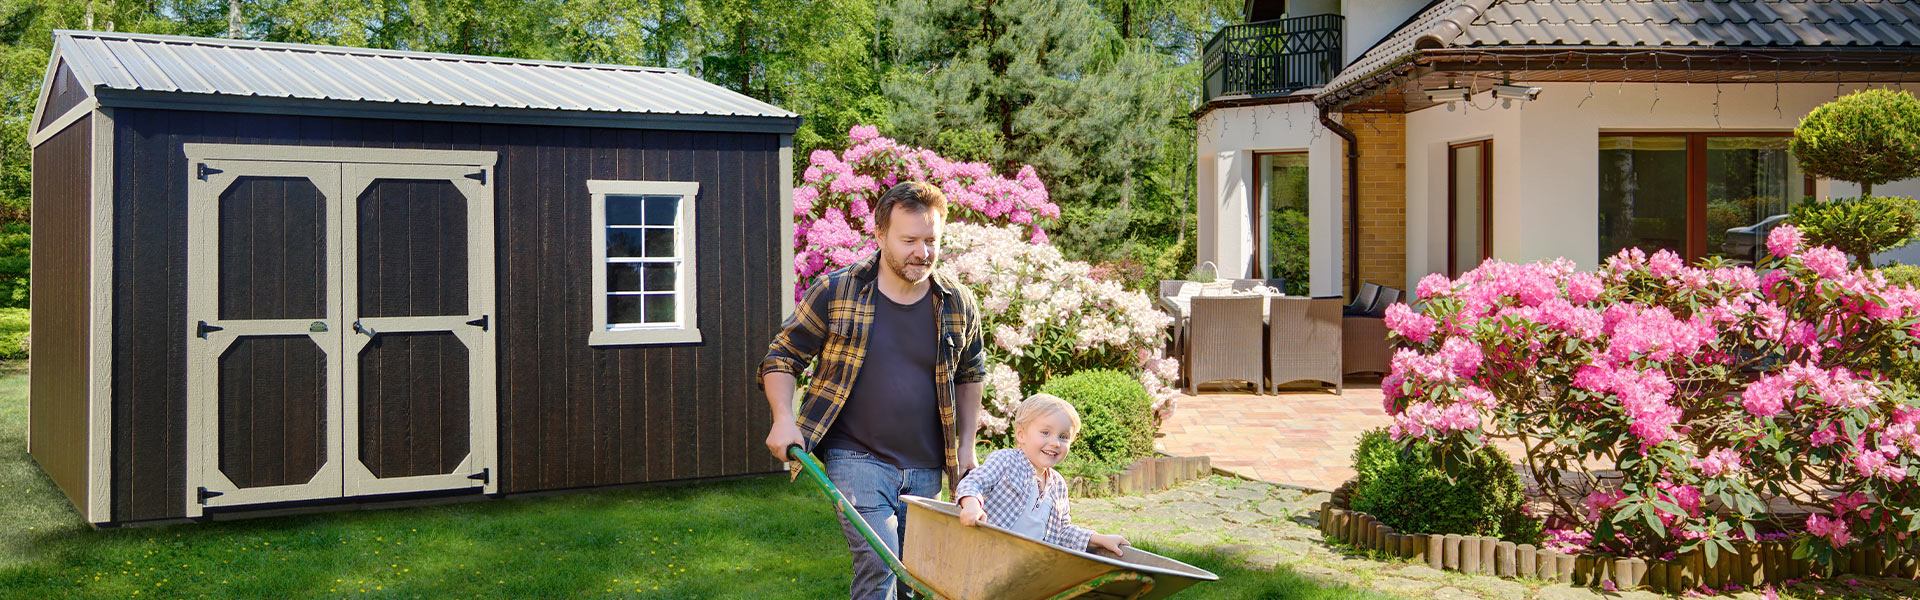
[183,145,498,515]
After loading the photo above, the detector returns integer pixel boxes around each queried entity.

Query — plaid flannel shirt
[758,252,986,492]
[953,448,1095,551]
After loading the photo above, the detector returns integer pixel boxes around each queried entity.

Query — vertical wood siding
[28,113,93,513]
[111,109,786,522]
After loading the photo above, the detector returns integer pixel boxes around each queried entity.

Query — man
[759,181,986,599]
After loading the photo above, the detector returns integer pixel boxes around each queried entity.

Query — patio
[1156,378,1530,492]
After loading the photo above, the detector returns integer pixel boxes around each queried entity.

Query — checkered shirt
[953,448,1095,551]
[758,252,987,492]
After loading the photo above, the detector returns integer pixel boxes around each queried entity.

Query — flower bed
[1320,480,1920,593]
[1378,226,1920,569]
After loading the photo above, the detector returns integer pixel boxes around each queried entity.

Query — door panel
[187,160,345,513]
[357,332,470,479]
[342,164,494,497]
[218,335,328,488]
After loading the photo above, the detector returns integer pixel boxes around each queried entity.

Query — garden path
[1077,476,1920,600]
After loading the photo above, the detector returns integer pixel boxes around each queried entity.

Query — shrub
[1382,227,1920,566]
[1791,89,1920,197]
[1349,429,1540,543]
[1787,195,1920,267]
[0,221,27,309]
[1039,369,1156,473]
[1881,264,1920,288]
[0,307,27,360]
[941,223,1179,442]
[792,125,1059,301]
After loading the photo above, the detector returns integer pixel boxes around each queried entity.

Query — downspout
[1318,104,1360,297]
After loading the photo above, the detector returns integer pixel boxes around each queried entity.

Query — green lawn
[0,365,1403,599]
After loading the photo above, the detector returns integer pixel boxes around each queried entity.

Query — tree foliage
[1791,89,1920,197]
[1788,195,1920,267]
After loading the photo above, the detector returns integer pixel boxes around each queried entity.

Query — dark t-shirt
[818,288,944,469]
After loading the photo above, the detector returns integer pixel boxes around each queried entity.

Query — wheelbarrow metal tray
[900,495,1217,599]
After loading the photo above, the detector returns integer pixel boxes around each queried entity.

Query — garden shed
[27,30,798,526]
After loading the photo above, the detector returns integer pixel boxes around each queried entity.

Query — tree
[882,0,1186,263]
[1786,195,1920,267]
[1791,88,1920,197]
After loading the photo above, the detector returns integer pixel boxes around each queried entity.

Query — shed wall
[112,109,785,522]
[29,113,92,513]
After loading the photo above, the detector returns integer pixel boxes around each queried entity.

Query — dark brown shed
[28,30,798,526]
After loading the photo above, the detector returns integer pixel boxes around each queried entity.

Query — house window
[588,180,702,346]
[1448,139,1492,276]
[1598,133,1808,265]
[1255,152,1309,295]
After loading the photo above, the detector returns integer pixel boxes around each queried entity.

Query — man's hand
[957,496,987,527]
[765,419,805,463]
[1089,533,1130,557]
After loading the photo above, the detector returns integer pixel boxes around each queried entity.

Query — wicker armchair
[1185,295,1266,395]
[1342,286,1404,375]
[1268,296,1342,393]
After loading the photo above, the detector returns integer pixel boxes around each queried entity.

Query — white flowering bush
[938,223,1181,441]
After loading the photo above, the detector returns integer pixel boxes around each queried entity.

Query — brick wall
[1340,112,1406,297]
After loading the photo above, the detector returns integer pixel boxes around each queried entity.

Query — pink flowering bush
[938,223,1180,440]
[793,125,1060,301]
[1382,226,1920,567]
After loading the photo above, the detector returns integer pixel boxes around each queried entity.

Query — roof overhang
[1318,46,1920,113]
[90,87,802,134]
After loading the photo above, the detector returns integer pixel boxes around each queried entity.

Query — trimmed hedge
[1349,428,1540,544]
[1039,369,1155,477]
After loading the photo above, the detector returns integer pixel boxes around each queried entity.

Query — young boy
[954,394,1130,556]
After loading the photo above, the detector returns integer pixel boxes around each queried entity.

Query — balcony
[1201,14,1344,104]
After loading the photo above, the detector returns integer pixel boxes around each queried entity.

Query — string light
[1578,53,1594,109]
[1648,53,1661,114]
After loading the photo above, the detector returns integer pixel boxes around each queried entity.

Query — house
[27,30,798,526]
[1196,0,1920,297]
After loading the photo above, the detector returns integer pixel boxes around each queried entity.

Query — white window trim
[588,180,703,346]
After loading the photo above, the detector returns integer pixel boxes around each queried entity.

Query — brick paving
[1155,378,1531,492]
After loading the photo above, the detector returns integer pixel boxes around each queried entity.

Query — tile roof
[1321,0,1920,104]
[52,29,799,122]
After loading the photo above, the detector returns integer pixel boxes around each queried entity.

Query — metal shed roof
[1321,0,1920,106]
[51,30,799,133]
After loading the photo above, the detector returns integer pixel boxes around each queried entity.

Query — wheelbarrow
[788,445,1218,599]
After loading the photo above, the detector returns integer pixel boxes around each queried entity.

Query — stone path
[1071,476,1919,600]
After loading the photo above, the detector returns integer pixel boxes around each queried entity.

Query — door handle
[352,320,378,337]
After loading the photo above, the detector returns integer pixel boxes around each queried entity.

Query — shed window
[588,180,702,346]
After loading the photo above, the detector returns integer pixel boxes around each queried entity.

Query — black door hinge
[197,163,223,181]
[196,320,224,338]
[465,170,487,185]
[465,315,489,331]
[197,486,223,504]
[468,468,490,483]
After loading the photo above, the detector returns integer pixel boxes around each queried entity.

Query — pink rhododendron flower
[1384,303,1435,343]
[1767,225,1804,257]
[1806,514,1851,547]
[1802,247,1849,280]
[1692,448,1744,478]
[1417,273,1453,299]
[848,124,880,144]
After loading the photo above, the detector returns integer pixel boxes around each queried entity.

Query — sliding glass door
[1255,152,1309,295]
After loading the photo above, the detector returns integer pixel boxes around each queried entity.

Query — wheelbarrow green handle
[788,444,946,600]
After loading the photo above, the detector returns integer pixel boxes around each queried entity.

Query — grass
[0,364,1406,599]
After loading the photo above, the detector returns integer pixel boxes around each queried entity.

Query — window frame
[1251,150,1310,282]
[587,179,702,346]
[1599,131,1810,262]
[1447,139,1493,276]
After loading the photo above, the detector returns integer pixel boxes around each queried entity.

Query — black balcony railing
[1201,14,1343,104]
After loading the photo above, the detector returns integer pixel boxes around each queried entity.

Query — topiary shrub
[1787,195,1920,267]
[1039,369,1156,475]
[1791,89,1920,197]
[1349,428,1540,544]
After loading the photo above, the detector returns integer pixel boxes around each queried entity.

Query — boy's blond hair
[1013,393,1081,438]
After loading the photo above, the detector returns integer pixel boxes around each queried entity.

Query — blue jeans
[820,448,943,600]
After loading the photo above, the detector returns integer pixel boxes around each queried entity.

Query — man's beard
[886,250,933,283]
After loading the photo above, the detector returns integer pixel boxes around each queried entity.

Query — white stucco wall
[1196,102,1345,296]
[1403,82,1920,290]
[1339,0,1432,65]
